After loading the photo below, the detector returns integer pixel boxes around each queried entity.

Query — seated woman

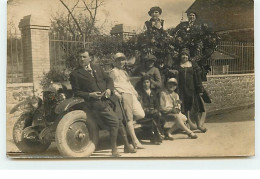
[109,52,146,149]
[160,78,198,140]
[138,76,163,145]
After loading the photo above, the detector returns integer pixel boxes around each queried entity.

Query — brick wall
[203,74,255,113]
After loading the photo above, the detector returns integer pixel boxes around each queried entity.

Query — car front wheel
[55,110,99,157]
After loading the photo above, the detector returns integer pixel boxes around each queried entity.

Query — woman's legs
[167,113,198,139]
[122,93,144,148]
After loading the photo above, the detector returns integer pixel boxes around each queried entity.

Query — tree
[54,0,104,38]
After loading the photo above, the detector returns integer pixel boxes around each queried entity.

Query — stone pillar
[19,15,50,94]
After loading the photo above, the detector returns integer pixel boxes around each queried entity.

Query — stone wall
[6,74,254,114]
[203,74,255,113]
[6,83,34,113]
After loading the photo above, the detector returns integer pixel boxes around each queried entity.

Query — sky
[7,0,195,34]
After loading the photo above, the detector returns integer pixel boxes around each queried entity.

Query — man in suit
[69,49,136,157]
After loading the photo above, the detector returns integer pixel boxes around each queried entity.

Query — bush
[40,68,70,89]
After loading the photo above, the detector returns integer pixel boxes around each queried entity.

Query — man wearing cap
[109,52,145,149]
[69,49,136,157]
[133,54,162,91]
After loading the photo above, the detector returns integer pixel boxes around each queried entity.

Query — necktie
[85,66,94,77]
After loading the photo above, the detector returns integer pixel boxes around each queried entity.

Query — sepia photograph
[6,0,255,158]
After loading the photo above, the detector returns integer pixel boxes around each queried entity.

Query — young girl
[160,78,198,140]
[138,76,163,145]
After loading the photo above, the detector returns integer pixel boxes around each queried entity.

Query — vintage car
[10,77,146,157]
[10,76,201,157]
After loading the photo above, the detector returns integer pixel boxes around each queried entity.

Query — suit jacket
[69,63,115,110]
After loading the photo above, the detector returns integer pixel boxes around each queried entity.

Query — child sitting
[138,76,163,145]
[160,78,198,140]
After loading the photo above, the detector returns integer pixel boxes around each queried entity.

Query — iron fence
[7,29,254,83]
[207,41,254,75]
[7,31,25,83]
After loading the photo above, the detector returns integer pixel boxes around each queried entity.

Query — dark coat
[69,63,116,111]
[138,89,160,117]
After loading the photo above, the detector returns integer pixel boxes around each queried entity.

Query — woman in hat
[109,52,146,149]
[145,6,164,35]
[160,78,198,140]
[170,11,203,60]
[141,6,173,69]
[175,48,207,133]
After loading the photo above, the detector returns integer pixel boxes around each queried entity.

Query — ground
[6,106,255,158]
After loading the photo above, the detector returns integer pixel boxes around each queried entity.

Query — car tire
[13,112,51,153]
[55,110,99,157]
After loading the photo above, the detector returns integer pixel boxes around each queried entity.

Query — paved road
[7,106,254,158]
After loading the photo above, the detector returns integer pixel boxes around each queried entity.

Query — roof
[185,0,254,32]
[211,51,235,60]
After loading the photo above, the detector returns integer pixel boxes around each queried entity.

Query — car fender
[55,97,85,114]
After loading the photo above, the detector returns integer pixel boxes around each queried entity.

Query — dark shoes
[187,132,198,139]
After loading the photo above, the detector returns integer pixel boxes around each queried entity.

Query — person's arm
[150,68,162,88]
[159,92,172,114]
[100,65,114,92]
[192,63,204,94]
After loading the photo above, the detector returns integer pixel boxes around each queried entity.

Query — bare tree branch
[82,0,94,20]
[67,0,80,36]
[59,0,83,36]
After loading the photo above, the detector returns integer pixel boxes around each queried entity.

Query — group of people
[69,6,214,157]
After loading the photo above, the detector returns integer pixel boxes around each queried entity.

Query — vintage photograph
[6,0,254,158]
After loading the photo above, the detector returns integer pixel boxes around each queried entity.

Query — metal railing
[7,30,254,84]
[7,30,25,83]
[207,41,254,75]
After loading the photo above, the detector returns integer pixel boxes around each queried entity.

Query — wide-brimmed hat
[148,6,162,16]
[180,48,190,57]
[167,78,178,85]
[144,54,157,62]
[114,52,126,60]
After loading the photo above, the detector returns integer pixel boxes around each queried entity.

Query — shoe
[112,148,121,157]
[165,133,174,141]
[198,126,207,133]
[124,145,137,153]
[133,143,145,149]
[150,139,161,145]
[187,132,198,139]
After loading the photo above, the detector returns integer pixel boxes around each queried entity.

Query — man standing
[69,49,135,157]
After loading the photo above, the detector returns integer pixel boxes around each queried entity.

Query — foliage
[50,12,101,38]
[40,68,70,89]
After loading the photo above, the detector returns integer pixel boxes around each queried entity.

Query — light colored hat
[167,78,178,84]
[114,53,126,60]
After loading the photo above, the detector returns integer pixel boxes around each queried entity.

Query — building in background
[110,24,136,41]
[186,0,254,42]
